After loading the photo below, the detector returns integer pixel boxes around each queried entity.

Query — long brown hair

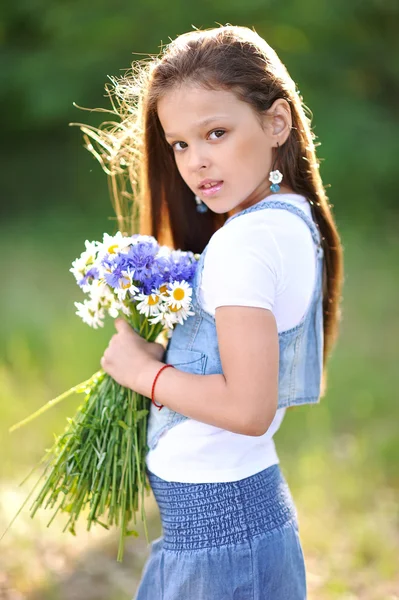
[74,25,344,397]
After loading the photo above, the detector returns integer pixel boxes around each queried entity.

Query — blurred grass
[0,215,398,599]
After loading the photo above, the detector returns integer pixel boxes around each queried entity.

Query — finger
[114,317,127,333]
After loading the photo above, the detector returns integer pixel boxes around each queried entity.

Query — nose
[187,143,210,173]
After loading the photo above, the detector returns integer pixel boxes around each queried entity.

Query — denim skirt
[134,464,307,600]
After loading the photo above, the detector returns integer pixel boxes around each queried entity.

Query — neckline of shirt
[224,193,311,226]
[256,192,309,207]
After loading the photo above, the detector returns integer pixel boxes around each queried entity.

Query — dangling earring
[269,142,283,193]
[195,195,208,213]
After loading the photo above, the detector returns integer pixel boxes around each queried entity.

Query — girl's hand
[100,318,165,389]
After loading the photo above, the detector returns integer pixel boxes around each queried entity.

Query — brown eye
[172,141,188,151]
[209,129,226,140]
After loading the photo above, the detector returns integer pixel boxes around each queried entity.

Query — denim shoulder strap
[193,198,323,303]
[223,199,322,248]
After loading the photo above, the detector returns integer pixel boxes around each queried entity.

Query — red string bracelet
[151,364,175,411]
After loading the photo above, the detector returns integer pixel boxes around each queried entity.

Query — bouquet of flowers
[3,232,198,561]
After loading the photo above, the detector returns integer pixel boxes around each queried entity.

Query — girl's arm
[135,306,279,437]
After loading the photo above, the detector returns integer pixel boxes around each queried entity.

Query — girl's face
[157,83,292,215]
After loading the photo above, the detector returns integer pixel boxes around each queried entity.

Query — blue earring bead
[195,195,208,213]
[269,169,283,194]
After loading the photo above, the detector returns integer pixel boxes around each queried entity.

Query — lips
[198,180,224,197]
[200,180,220,188]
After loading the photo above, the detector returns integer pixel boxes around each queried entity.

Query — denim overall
[134,199,323,600]
[146,198,324,452]
[134,200,323,600]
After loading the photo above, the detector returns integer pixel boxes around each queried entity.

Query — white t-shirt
[146,193,317,482]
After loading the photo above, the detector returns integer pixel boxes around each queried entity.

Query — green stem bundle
[3,316,166,562]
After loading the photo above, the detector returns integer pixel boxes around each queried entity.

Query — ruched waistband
[146,464,298,551]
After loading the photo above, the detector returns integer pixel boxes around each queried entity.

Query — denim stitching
[187,313,203,350]
[288,329,300,401]
[278,395,320,408]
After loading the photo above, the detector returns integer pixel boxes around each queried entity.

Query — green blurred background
[1,2,398,599]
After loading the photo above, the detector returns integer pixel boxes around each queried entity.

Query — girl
[99,25,344,599]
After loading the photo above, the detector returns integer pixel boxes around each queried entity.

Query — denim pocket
[165,347,207,375]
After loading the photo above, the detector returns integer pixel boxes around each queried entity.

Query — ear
[262,98,292,146]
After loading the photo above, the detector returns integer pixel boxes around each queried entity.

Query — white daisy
[147,300,195,329]
[96,232,133,265]
[69,240,102,292]
[83,239,100,258]
[131,234,159,248]
[157,283,170,299]
[108,298,131,318]
[135,292,163,318]
[70,255,87,283]
[170,304,196,326]
[104,231,133,253]
[164,281,192,310]
[70,254,96,285]
[89,280,124,317]
[90,280,114,305]
[121,301,132,316]
[114,269,140,301]
[148,304,179,329]
[74,299,105,329]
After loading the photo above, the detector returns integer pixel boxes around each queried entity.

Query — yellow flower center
[148,294,159,305]
[173,288,185,301]
[108,244,119,254]
[170,305,180,312]
[121,277,131,289]
[160,284,169,295]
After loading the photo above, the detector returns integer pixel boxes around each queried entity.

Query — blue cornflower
[125,242,158,283]
[104,263,126,289]
[165,253,197,284]
[141,273,164,296]
[78,267,100,289]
